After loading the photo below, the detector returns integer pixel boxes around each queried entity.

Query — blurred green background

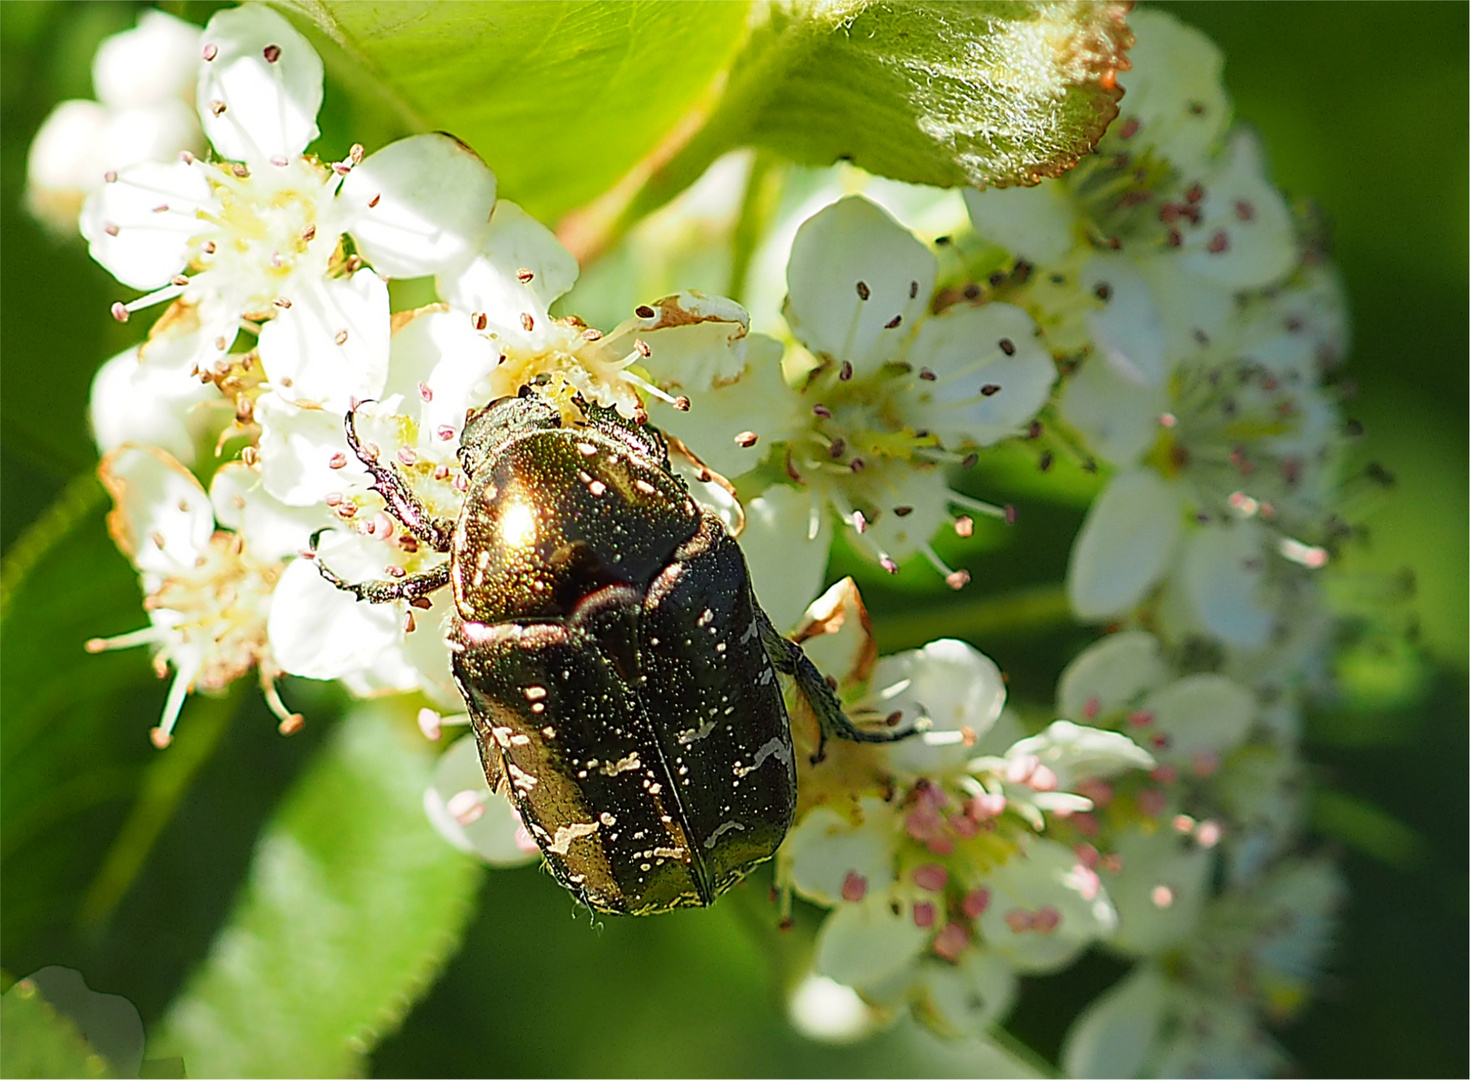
[2,2,1464,1076]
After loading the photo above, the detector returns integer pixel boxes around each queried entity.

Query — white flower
[89,343,226,464]
[1056,630,1257,778]
[654,196,1054,587]
[88,444,302,746]
[1060,855,1344,1078]
[776,582,1149,1037]
[25,11,205,233]
[440,196,752,419]
[80,4,496,406]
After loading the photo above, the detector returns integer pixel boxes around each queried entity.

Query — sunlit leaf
[278,0,752,221]
[155,705,483,1077]
[615,1,1132,238]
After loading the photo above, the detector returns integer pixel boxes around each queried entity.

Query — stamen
[1278,537,1329,568]
[446,789,488,826]
[919,542,969,589]
[947,492,1010,520]
[261,669,304,733]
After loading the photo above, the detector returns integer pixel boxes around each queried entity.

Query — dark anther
[855,281,871,301]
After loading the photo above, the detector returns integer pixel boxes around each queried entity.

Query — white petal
[1056,630,1169,723]
[1001,721,1153,788]
[1060,965,1169,1079]
[444,198,574,319]
[1067,470,1186,620]
[1114,10,1231,172]
[256,392,364,507]
[94,10,201,110]
[737,484,831,631]
[1135,257,1236,359]
[962,181,1078,265]
[138,295,241,374]
[345,134,499,279]
[208,462,328,562]
[384,307,502,442]
[786,196,936,376]
[197,4,322,164]
[26,100,109,201]
[782,799,897,906]
[98,444,214,575]
[99,101,205,175]
[1152,992,1285,1078]
[787,973,877,1043]
[1178,519,1274,647]
[1140,672,1255,761]
[1176,130,1296,291]
[89,345,221,462]
[648,334,796,480]
[915,949,1018,1037]
[861,465,956,563]
[1057,351,1166,467]
[423,733,539,866]
[398,585,461,711]
[977,836,1117,973]
[267,551,401,680]
[874,640,1006,778]
[903,301,1055,447]
[602,291,750,393]
[79,160,212,289]
[814,894,929,993]
[1078,255,1167,387]
[1107,828,1214,954]
[258,270,390,410]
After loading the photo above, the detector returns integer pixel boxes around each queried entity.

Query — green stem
[872,583,1074,653]
[726,152,779,307]
[78,683,243,932]
[0,474,104,620]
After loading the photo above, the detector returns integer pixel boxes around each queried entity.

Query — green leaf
[1,979,112,1080]
[155,704,483,1078]
[0,475,163,955]
[279,0,752,222]
[614,1,1131,243]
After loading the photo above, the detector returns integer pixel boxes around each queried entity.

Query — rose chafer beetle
[313,389,915,915]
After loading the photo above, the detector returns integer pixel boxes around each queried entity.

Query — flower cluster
[80,4,752,747]
[56,4,1355,1076]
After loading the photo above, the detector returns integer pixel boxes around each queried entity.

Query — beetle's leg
[344,405,455,552]
[755,606,917,764]
[310,529,452,604]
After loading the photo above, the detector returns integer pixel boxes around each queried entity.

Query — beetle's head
[458,387,561,477]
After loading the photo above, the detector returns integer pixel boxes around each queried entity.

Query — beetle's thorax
[451,425,702,625]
